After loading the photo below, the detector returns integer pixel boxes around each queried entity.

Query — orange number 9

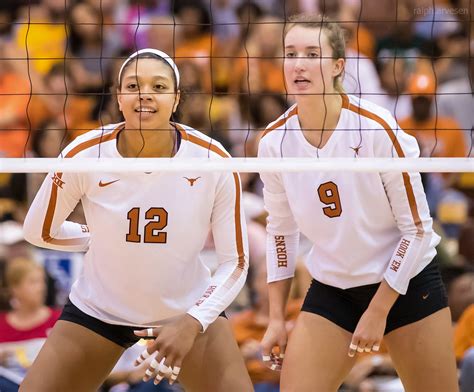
[317,181,342,218]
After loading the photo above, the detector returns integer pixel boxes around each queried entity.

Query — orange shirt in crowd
[175,34,214,91]
[0,73,32,157]
[454,304,474,361]
[229,53,285,94]
[347,25,376,59]
[231,300,302,385]
[399,116,466,158]
[28,95,97,140]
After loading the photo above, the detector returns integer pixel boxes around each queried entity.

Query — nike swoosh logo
[99,179,120,187]
[422,293,430,300]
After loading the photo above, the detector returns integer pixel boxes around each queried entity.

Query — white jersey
[258,94,440,295]
[24,123,248,331]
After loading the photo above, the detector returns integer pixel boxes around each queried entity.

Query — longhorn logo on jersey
[183,177,201,186]
[350,145,363,156]
[51,173,65,189]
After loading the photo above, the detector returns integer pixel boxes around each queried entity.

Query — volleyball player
[259,14,458,392]
[20,49,252,392]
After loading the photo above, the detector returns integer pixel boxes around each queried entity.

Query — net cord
[1,157,473,173]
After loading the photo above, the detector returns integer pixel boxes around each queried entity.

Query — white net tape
[1,157,473,173]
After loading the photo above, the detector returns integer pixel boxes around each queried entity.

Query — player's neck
[117,126,177,158]
[297,93,342,148]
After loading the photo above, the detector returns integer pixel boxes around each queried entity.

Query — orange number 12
[126,207,168,243]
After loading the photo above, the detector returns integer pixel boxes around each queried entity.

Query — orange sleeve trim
[64,125,123,158]
[262,106,298,138]
[41,124,123,245]
[346,100,424,236]
[173,122,189,141]
[174,124,246,276]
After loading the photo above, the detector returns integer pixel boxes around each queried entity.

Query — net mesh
[0,0,472,170]
[0,3,473,384]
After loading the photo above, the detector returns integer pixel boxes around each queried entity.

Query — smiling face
[284,25,344,97]
[117,57,180,130]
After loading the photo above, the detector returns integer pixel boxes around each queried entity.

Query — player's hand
[348,308,386,357]
[260,319,287,371]
[133,314,202,385]
[241,339,262,360]
[127,359,152,384]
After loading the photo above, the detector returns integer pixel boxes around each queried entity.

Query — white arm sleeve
[376,121,440,294]
[187,171,249,332]
[258,139,300,283]
[23,169,90,252]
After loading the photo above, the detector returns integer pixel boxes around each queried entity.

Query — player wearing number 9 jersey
[20,49,252,392]
[258,14,458,392]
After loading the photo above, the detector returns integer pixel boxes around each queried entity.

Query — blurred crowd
[0,0,473,391]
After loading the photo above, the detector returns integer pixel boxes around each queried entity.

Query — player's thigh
[280,311,357,392]
[384,307,458,392]
[178,317,252,392]
[20,320,125,392]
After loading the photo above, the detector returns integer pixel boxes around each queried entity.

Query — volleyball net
[0,0,472,174]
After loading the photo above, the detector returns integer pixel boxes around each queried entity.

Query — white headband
[118,48,180,88]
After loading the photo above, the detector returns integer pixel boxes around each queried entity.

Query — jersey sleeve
[375,119,440,294]
[258,138,300,283]
[186,171,249,332]
[23,168,90,252]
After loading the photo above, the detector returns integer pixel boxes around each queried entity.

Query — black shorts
[59,299,227,348]
[301,260,448,334]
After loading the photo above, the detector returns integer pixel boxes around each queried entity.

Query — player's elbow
[241,254,249,275]
[22,214,44,247]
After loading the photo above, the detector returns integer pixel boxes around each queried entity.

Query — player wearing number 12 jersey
[21,49,252,392]
[258,14,458,392]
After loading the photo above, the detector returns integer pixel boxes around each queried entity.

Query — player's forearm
[24,171,89,251]
[367,279,399,316]
[23,207,90,252]
[187,258,248,331]
[268,279,293,321]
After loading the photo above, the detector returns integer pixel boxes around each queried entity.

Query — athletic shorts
[301,260,448,334]
[59,299,226,348]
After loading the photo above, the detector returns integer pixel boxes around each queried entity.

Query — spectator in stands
[174,1,213,92]
[230,15,285,96]
[400,72,466,158]
[0,40,33,158]
[67,1,120,93]
[374,52,413,121]
[414,7,469,83]
[399,72,467,215]
[454,304,474,392]
[441,265,474,322]
[0,258,60,389]
[146,15,183,57]
[120,0,172,51]
[13,1,66,76]
[437,46,474,155]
